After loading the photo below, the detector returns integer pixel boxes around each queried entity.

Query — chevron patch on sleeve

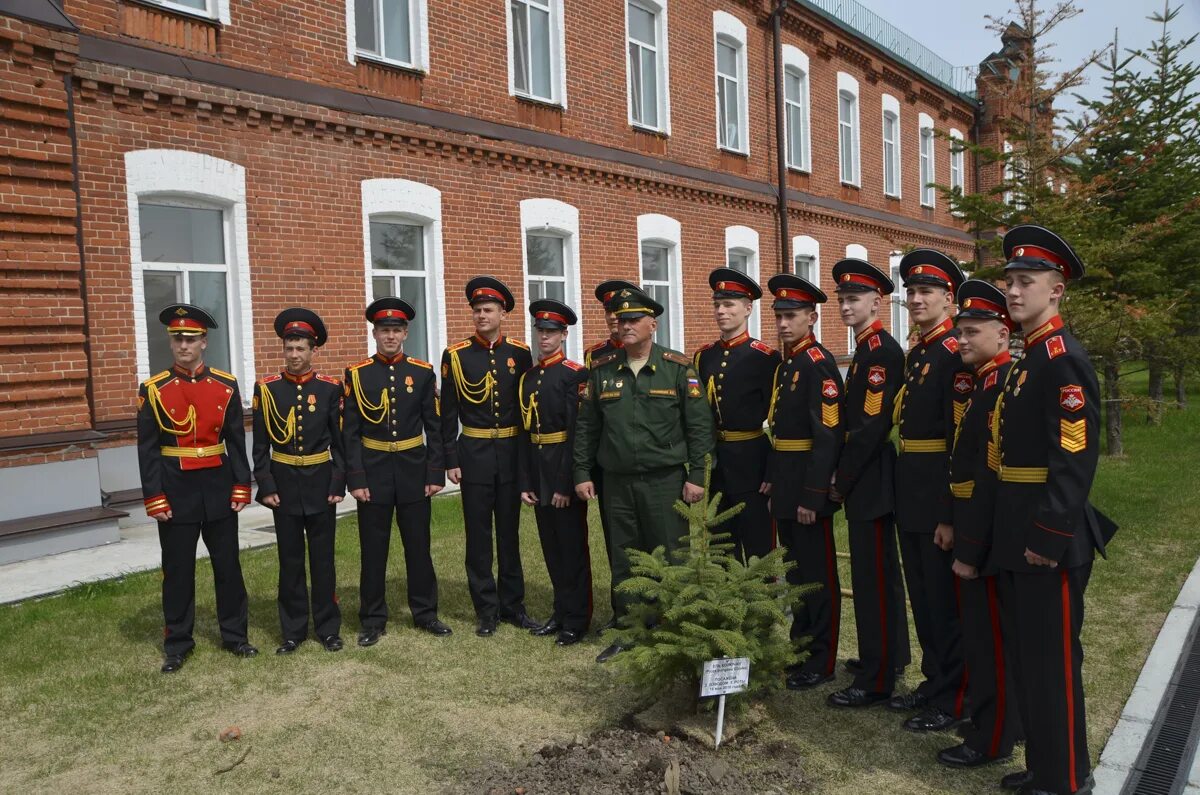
[822,402,840,427]
[953,399,967,428]
[864,389,883,416]
[1060,418,1087,453]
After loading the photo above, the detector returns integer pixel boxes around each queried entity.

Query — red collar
[855,320,884,346]
[609,336,624,348]
[374,352,405,365]
[920,316,954,344]
[282,369,315,384]
[1024,315,1064,347]
[539,350,565,368]
[720,330,750,349]
[789,333,817,358]
[473,333,503,350]
[976,350,1012,377]
[173,363,206,378]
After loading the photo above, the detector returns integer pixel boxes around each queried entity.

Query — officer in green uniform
[573,288,714,663]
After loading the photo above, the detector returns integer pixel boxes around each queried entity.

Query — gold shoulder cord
[449,349,495,405]
[257,383,296,444]
[146,382,196,436]
[705,375,723,426]
[518,371,540,432]
[766,363,782,429]
[351,367,389,425]
[991,366,1016,450]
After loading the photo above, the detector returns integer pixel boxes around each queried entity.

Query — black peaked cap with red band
[365,296,415,327]
[594,279,640,305]
[955,279,1015,330]
[529,298,578,330]
[274,307,328,347]
[899,249,965,292]
[709,267,763,301]
[159,303,217,335]
[464,275,516,312]
[767,273,826,309]
[831,258,895,295]
[1003,224,1086,281]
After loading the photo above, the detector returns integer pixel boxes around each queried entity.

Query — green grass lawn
[1,374,1197,794]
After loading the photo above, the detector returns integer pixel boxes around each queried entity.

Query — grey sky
[857,0,1200,119]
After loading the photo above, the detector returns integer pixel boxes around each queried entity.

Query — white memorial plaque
[700,657,750,698]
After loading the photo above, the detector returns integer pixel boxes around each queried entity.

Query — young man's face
[618,314,655,346]
[837,291,879,329]
[283,337,315,374]
[906,284,952,326]
[605,310,620,340]
[775,307,816,347]
[372,323,408,357]
[957,318,1008,367]
[1004,270,1065,325]
[169,333,207,369]
[472,302,506,336]
[536,327,566,359]
[712,297,752,336]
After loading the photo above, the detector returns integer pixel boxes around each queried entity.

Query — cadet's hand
[828,474,844,503]
[759,481,772,495]
[425,484,443,497]
[796,506,816,525]
[231,501,246,513]
[447,467,462,485]
[952,560,979,580]
[327,494,343,505]
[551,493,571,509]
[261,493,281,508]
[682,482,704,504]
[575,481,596,501]
[933,523,954,551]
[1024,547,1058,568]
[521,491,539,506]
[351,487,371,503]
[152,509,172,522]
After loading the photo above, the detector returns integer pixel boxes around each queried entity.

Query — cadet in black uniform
[762,275,844,690]
[825,260,907,708]
[891,250,973,733]
[441,277,537,637]
[694,268,778,564]
[993,226,1114,795]
[252,308,346,654]
[519,299,592,646]
[137,304,257,673]
[344,297,451,646]
[936,280,1021,768]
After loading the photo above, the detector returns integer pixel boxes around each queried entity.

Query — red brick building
[0,0,1012,561]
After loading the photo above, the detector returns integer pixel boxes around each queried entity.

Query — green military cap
[605,287,663,318]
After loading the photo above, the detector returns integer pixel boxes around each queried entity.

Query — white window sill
[786,164,810,175]
[718,145,749,157]
[884,191,901,199]
[920,202,936,209]
[631,122,668,137]
[513,91,563,109]
[356,51,426,75]
[840,180,861,189]
[129,0,220,24]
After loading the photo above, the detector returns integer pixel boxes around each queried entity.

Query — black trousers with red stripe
[958,574,1021,758]
[779,516,840,677]
[719,488,775,564]
[997,564,1092,795]
[534,501,593,634]
[847,515,907,694]
[898,530,967,715]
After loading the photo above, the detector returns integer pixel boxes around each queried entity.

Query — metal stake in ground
[700,657,751,748]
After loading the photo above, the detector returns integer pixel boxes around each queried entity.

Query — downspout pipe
[772,0,791,275]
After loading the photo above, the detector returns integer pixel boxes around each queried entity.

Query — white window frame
[625,0,671,134]
[782,44,811,172]
[919,112,936,208]
[142,0,229,24]
[791,234,821,342]
[882,93,901,198]
[637,213,684,351]
[889,251,910,350]
[361,178,448,363]
[724,225,760,339]
[949,127,965,194]
[713,11,749,155]
[844,244,869,351]
[506,0,568,107]
[520,198,582,362]
[346,0,429,71]
[126,150,253,394]
[837,72,861,186]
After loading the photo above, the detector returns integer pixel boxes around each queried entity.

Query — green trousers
[602,466,688,617]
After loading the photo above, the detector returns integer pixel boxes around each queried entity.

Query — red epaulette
[258,374,282,385]
[562,359,585,371]
[448,339,471,353]
[316,373,341,385]
[751,340,777,356]
[507,338,530,351]
[348,358,373,370]
[407,357,433,370]
[807,347,825,363]
[942,337,960,354]
[585,340,609,353]
[695,341,716,353]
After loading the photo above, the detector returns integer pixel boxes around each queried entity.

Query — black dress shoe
[937,743,1008,768]
[786,671,835,690]
[416,619,453,637]
[904,707,967,733]
[888,691,928,712]
[476,618,497,637]
[827,687,890,708]
[1000,771,1033,790]
[555,630,582,646]
[321,634,344,652]
[223,641,259,658]
[531,619,561,637]
[357,628,386,647]
[275,639,303,655]
[596,643,628,663]
[501,611,541,630]
[160,648,192,673]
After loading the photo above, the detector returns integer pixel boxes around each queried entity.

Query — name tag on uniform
[648,388,676,397]
[599,390,622,400]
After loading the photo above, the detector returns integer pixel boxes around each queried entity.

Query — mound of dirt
[445,728,808,795]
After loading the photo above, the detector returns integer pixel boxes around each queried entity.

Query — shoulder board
[258,374,282,386]
[807,347,825,363]
[143,370,172,387]
[348,358,374,370]
[562,359,584,371]
[407,357,433,370]
[695,341,717,354]
[209,367,237,382]
[585,340,609,353]
[507,338,530,350]
[663,351,691,366]
[750,340,777,356]
[316,373,341,385]
[942,337,960,354]
[1045,335,1067,359]
[448,339,472,353]
[591,352,619,369]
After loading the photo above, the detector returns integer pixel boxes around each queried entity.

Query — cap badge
[622,302,629,309]
[842,274,851,282]
[914,266,924,274]
[175,307,188,316]
[619,289,630,297]
[780,289,788,297]
[963,299,973,308]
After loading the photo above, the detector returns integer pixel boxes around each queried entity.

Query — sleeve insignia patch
[822,379,840,399]
[984,371,998,390]
[953,372,973,394]
[942,336,960,354]
[867,365,886,387]
[868,334,881,351]
[864,389,883,416]
[807,347,825,363]
[1059,384,1085,412]
[1060,418,1087,452]
[1046,335,1067,359]
[953,399,967,428]
[822,403,840,427]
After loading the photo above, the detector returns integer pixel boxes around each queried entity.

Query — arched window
[783,45,811,172]
[919,112,936,207]
[713,11,749,154]
[792,234,821,342]
[637,213,684,350]
[725,225,761,338]
[520,198,582,361]
[882,94,901,197]
[626,0,671,133]
[837,73,861,186]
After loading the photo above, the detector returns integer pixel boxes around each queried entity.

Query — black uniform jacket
[518,350,589,503]
[584,337,622,369]
[694,330,779,496]
[834,321,905,521]
[343,352,443,504]
[252,369,346,516]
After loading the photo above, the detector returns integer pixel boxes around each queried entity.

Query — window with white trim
[919,113,936,207]
[949,128,965,194]
[792,234,821,342]
[725,225,760,338]
[713,11,748,154]
[782,45,811,172]
[889,251,910,350]
[362,179,447,363]
[845,244,868,351]
[126,150,253,390]
[837,73,860,186]
[508,0,566,105]
[882,94,901,197]
[637,213,684,350]
[626,0,670,133]
[521,198,582,361]
[353,0,428,70]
